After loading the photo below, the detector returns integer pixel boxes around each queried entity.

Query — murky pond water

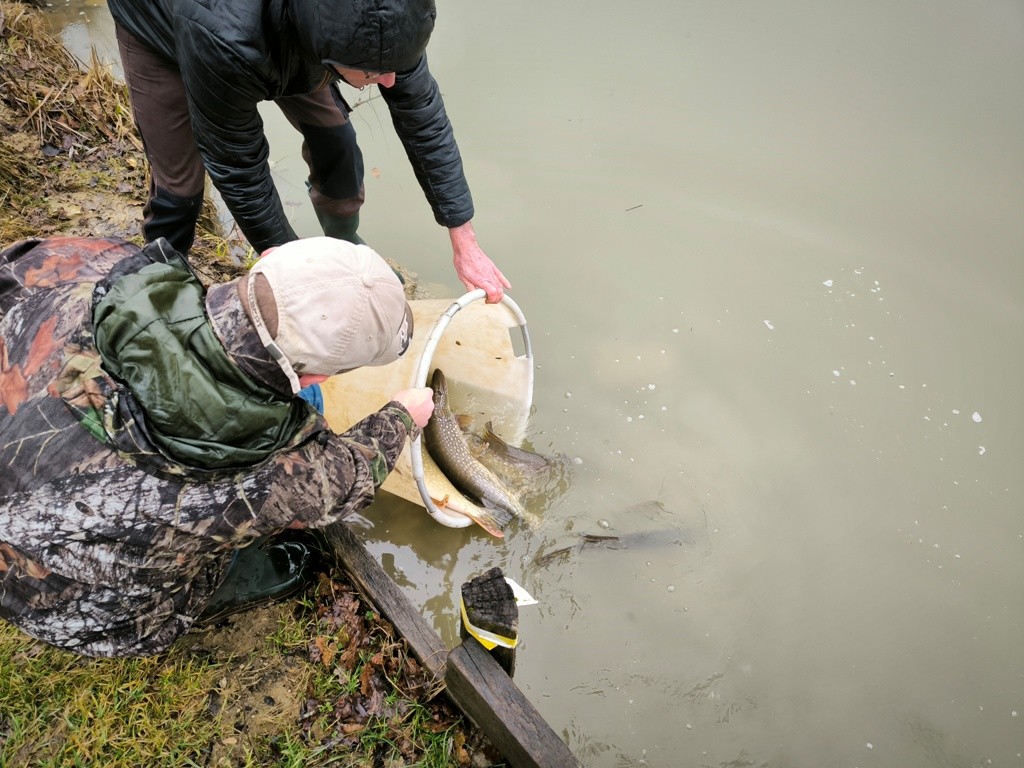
[47,2,1024,765]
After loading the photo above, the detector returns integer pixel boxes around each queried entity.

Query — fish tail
[475,504,514,537]
[477,505,512,536]
[468,512,507,540]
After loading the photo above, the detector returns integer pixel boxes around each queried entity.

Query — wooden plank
[446,638,581,768]
[322,522,580,768]
[320,522,450,681]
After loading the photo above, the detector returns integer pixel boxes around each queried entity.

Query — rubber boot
[315,209,365,246]
[312,210,405,284]
[195,533,325,626]
[144,188,204,255]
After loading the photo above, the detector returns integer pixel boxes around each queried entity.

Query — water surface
[49,2,1024,765]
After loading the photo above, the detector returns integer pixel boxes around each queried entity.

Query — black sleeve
[380,54,475,228]
[177,24,298,252]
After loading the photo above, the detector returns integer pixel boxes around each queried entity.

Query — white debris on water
[572,457,583,465]
[764,320,774,330]
[823,279,833,287]
[979,446,986,455]
[973,411,983,423]
[598,519,610,529]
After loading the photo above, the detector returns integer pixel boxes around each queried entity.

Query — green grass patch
[0,622,224,767]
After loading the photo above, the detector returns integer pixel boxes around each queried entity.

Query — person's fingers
[392,387,434,427]
[459,265,510,303]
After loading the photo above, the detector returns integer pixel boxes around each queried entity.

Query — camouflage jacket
[0,237,414,657]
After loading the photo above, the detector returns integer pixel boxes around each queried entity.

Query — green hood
[93,255,309,469]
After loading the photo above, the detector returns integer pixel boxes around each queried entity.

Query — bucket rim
[410,289,533,531]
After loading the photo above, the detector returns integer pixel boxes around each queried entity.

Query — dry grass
[0,1,145,244]
[0,0,245,267]
[0,3,139,148]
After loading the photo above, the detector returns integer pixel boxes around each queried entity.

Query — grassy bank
[0,3,500,765]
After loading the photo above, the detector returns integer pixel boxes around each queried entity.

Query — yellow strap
[460,597,518,650]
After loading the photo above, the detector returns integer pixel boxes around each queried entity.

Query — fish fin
[464,436,489,460]
[455,413,474,430]
[460,505,507,538]
[479,502,515,531]
[481,422,513,456]
[432,497,506,538]
[485,426,553,470]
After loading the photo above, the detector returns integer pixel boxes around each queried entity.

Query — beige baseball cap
[246,237,413,394]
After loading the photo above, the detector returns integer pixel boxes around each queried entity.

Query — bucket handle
[410,289,533,528]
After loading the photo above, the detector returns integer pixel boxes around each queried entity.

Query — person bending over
[108,0,510,302]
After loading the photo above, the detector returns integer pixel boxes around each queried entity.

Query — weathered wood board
[446,638,581,768]
[321,522,581,768]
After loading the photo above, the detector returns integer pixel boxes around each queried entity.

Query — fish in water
[461,420,558,483]
[424,369,527,534]
[458,419,572,510]
[533,528,695,568]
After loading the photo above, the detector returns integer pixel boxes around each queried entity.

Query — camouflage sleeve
[254,402,415,532]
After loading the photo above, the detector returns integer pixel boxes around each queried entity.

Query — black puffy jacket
[107,0,473,251]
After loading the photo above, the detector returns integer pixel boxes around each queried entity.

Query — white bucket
[321,291,533,530]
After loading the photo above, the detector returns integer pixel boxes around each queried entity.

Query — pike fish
[462,421,554,478]
[459,419,571,509]
[533,528,695,568]
[424,369,527,535]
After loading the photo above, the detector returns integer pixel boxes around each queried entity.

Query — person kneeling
[0,235,432,657]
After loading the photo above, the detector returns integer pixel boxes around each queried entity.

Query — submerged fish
[461,420,555,480]
[424,369,527,534]
[533,528,695,568]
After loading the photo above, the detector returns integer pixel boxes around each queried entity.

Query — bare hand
[392,387,434,428]
[449,221,510,304]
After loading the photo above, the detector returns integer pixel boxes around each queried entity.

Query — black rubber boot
[196,533,325,626]
[315,209,365,246]
[144,188,204,255]
[313,208,405,284]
